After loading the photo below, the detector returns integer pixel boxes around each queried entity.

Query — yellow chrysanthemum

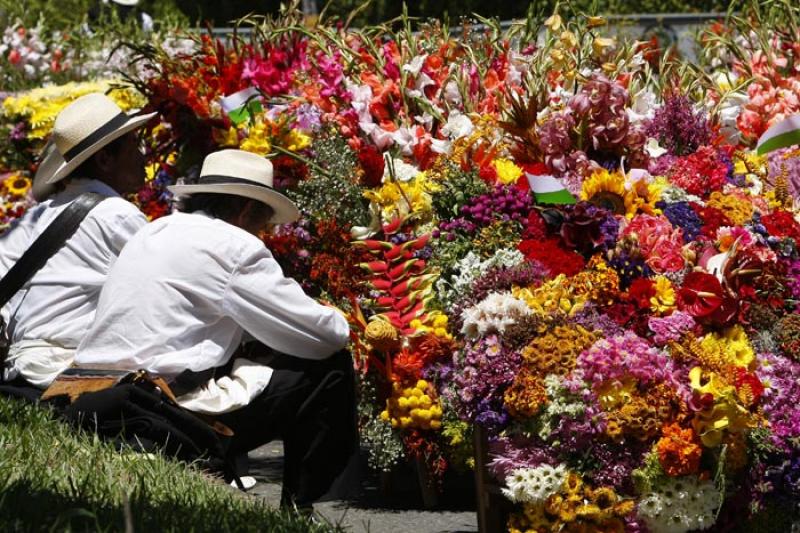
[513,275,586,316]
[493,158,523,185]
[650,275,676,314]
[3,173,31,197]
[699,325,755,369]
[2,81,145,139]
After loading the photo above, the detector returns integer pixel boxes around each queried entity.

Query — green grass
[0,396,339,532]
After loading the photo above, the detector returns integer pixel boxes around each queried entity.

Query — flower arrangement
[3,2,800,529]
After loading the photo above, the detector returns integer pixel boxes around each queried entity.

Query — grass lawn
[0,396,340,532]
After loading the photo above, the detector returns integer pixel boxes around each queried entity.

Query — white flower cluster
[436,248,525,309]
[536,374,586,439]
[1,23,58,80]
[460,291,531,338]
[638,477,721,533]
[502,463,567,504]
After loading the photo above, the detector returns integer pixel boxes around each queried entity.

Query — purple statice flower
[487,435,559,480]
[570,303,626,337]
[644,94,711,156]
[451,335,521,432]
[767,147,800,201]
[459,185,533,227]
[648,153,678,176]
[658,201,703,243]
[757,352,800,452]
[293,103,322,131]
[10,121,26,142]
[588,441,648,494]
[577,332,675,387]
[648,311,697,346]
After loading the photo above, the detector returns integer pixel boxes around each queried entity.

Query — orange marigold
[656,423,703,477]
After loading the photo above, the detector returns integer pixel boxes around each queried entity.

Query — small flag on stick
[524,172,576,204]
[220,87,263,126]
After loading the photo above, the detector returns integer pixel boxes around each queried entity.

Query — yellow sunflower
[580,169,634,217]
[3,174,31,197]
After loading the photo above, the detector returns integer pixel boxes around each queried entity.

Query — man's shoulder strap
[0,192,106,308]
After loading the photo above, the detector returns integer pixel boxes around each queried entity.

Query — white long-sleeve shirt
[74,211,350,412]
[0,179,147,386]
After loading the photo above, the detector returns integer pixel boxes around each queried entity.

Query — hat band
[197,175,277,192]
[63,112,131,162]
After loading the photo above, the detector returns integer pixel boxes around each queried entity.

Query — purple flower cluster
[756,352,800,452]
[607,249,653,289]
[433,217,478,240]
[587,441,648,493]
[577,332,674,387]
[648,311,697,346]
[559,202,619,255]
[659,201,703,242]
[451,335,521,432]
[487,435,559,479]
[459,185,533,226]
[767,148,800,200]
[570,303,626,337]
[644,94,711,156]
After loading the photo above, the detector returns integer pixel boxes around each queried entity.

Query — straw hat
[168,149,300,224]
[46,93,156,184]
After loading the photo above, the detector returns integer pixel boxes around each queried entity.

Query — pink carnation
[577,332,675,387]
[622,214,685,273]
[648,311,697,346]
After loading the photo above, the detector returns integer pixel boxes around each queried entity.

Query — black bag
[62,381,230,471]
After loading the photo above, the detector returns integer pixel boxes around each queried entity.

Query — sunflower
[3,174,31,197]
[580,169,634,216]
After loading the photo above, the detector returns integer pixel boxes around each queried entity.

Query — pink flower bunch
[242,41,309,96]
[316,51,348,100]
[621,214,685,273]
[648,311,697,346]
[577,332,675,387]
[569,73,631,150]
[668,146,729,197]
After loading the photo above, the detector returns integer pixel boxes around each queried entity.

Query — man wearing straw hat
[0,93,155,398]
[74,149,356,511]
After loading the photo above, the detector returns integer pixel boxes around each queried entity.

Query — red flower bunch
[669,146,729,197]
[521,210,550,241]
[734,368,765,406]
[357,144,385,187]
[762,210,800,242]
[393,334,454,382]
[692,203,733,239]
[271,154,309,190]
[518,238,585,277]
[677,271,738,327]
[628,278,656,309]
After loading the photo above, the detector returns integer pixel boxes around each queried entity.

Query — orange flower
[656,423,703,477]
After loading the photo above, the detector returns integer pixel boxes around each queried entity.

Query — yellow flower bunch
[650,275,676,314]
[513,275,586,317]
[493,158,523,185]
[508,473,634,533]
[380,379,443,430]
[2,81,145,139]
[409,310,452,340]
[581,168,664,219]
[570,257,620,305]
[689,367,752,447]
[698,325,755,370]
[521,325,597,376]
[707,190,754,226]
[363,173,440,221]
[239,120,273,155]
[504,367,548,418]
[365,318,401,351]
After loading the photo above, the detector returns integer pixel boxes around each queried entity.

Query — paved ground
[246,442,479,533]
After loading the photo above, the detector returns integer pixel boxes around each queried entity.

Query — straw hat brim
[46,112,156,185]
[167,182,300,224]
[32,140,62,201]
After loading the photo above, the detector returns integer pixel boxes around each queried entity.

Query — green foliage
[0,396,339,532]
[286,130,372,227]
[430,164,489,221]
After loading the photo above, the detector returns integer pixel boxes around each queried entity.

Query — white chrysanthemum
[461,291,532,338]
[638,477,720,533]
[502,464,567,504]
[435,249,525,309]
